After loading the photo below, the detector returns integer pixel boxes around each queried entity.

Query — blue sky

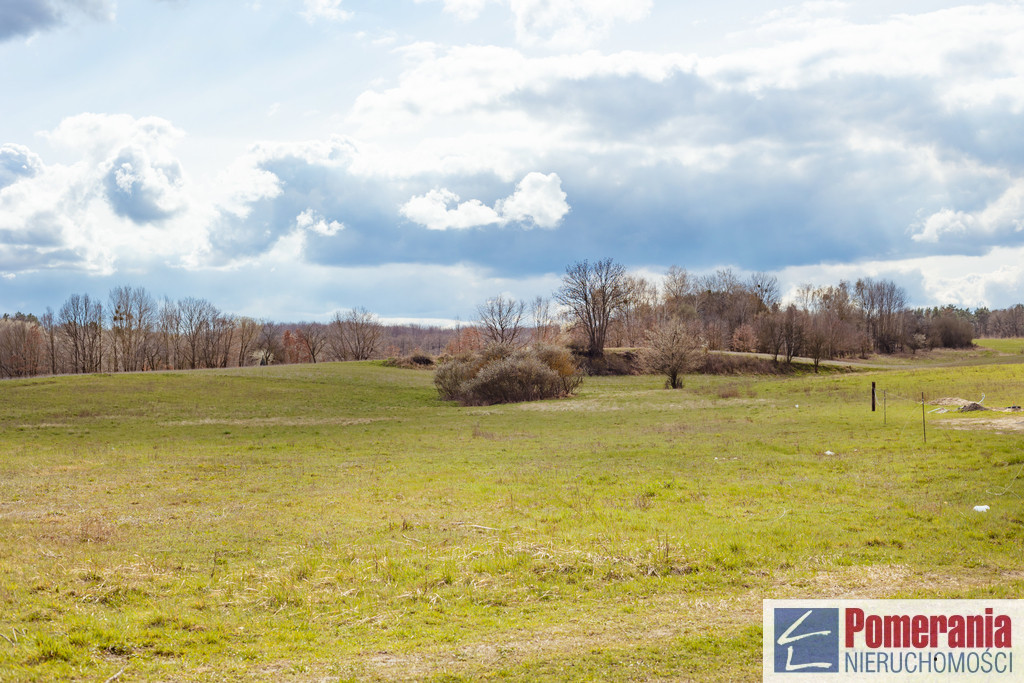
[2,0,1024,323]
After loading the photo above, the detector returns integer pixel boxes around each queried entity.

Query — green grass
[976,337,1024,355]
[1,359,1024,680]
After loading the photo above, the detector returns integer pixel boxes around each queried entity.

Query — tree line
[2,265,1023,379]
[480,260,1024,371]
[0,287,407,379]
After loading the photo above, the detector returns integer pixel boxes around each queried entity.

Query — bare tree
[40,308,60,375]
[477,295,526,346]
[294,322,330,363]
[530,296,558,344]
[332,307,383,360]
[642,319,705,389]
[58,293,103,373]
[235,316,260,367]
[615,274,658,347]
[0,319,44,378]
[200,314,235,368]
[555,258,628,359]
[755,309,786,361]
[108,285,157,372]
[256,321,282,365]
[781,304,804,363]
[178,297,218,369]
[749,271,780,311]
[156,298,182,369]
[855,278,908,353]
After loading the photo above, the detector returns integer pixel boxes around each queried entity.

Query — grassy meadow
[1,348,1024,680]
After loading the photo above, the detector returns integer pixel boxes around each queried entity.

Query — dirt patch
[937,415,1024,433]
[931,397,980,407]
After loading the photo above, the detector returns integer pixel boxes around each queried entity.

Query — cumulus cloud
[0,0,113,41]
[913,179,1024,243]
[44,114,189,225]
[495,172,569,228]
[0,114,208,276]
[0,144,43,189]
[296,208,344,236]
[400,189,501,231]
[301,0,351,23]
[401,172,568,230]
[103,148,185,223]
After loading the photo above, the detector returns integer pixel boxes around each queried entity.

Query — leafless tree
[178,297,218,369]
[781,304,804,363]
[294,322,330,363]
[477,295,526,346]
[235,317,260,367]
[755,309,786,361]
[157,298,182,369]
[642,319,705,389]
[58,293,103,373]
[40,308,60,375]
[662,265,695,319]
[108,285,157,372]
[0,319,44,378]
[332,307,383,360]
[200,314,235,368]
[530,296,558,344]
[256,321,283,365]
[855,278,908,353]
[555,258,628,359]
[749,271,780,311]
[616,275,658,347]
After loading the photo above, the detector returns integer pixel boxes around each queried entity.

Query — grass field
[2,352,1024,680]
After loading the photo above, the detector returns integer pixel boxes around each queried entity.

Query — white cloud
[296,208,345,236]
[401,172,569,230]
[913,180,1024,243]
[400,188,502,231]
[0,143,43,189]
[0,114,209,275]
[495,171,569,228]
[509,0,651,48]
[703,3,1024,103]
[301,0,351,23]
[413,0,650,43]
[429,0,494,21]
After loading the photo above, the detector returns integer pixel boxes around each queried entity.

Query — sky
[2,0,1024,323]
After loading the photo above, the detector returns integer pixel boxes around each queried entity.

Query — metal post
[922,392,927,444]
[872,382,876,412]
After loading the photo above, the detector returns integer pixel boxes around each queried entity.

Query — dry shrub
[434,343,583,406]
[382,353,436,369]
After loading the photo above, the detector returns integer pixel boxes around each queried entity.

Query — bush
[382,353,436,369]
[642,320,706,389]
[928,315,974,349]
[434,343,583,406]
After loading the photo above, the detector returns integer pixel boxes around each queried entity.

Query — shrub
[434,343,583,406]
[382,352,437,369]
[642,320,706,389]
[928,315,974,349]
